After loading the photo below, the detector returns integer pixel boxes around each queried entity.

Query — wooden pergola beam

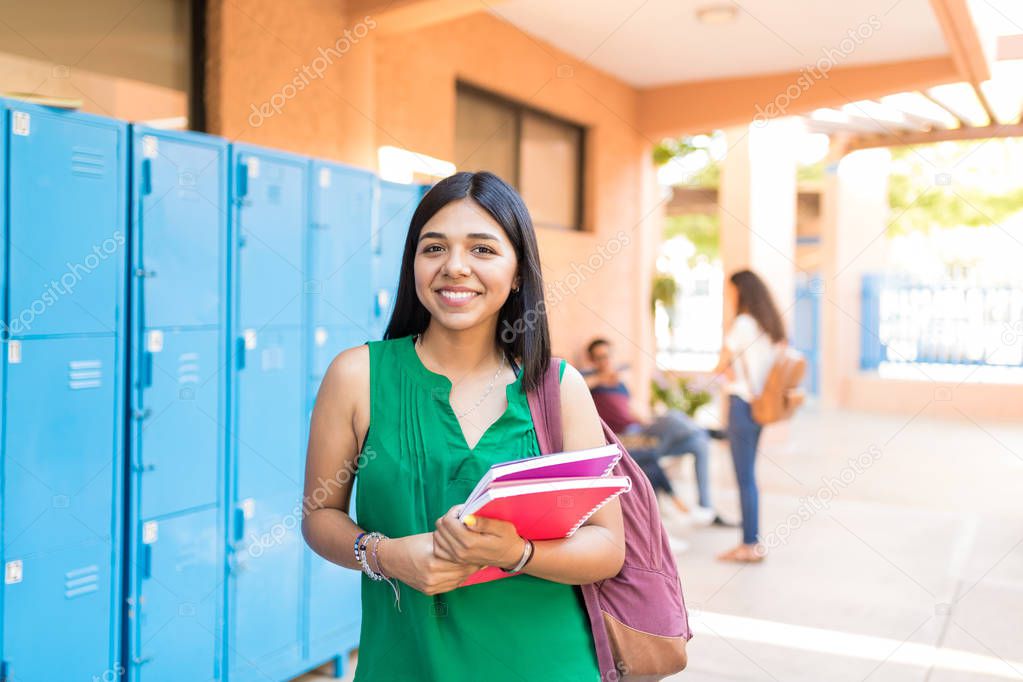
[846,122,1023,151]
[929,0,992,83]
[871,99,950,131]
[971,82,1000,126]
[919,89,970,127]
[639,56,960,139]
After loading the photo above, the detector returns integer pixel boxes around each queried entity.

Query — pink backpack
[526,359,692,680]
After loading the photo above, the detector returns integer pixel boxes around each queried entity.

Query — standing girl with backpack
[714,269,786,563]
[302,171,624,681]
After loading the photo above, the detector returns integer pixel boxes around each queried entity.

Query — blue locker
[305,161,370,669]
[2,337,123,682]
[126,127,229,682]
[134,508,220,682]
[0,104,5,673]
[372,181,424,336]
[229,144,310,680]
[5,101,126,337]
[0,102,126,682]
[309,161,375,337]
[232,145,309,331]
[228,322,305,679]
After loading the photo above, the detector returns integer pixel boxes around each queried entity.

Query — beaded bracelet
[354,530,402,612]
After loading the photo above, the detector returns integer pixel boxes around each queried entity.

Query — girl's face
[414,198,520,332]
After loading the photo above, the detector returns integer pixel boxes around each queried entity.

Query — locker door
[229,491,303,680]
[310,163,375,335]
[234,327,304,502]
[229,326,304,678]
[135,329,221,518]
[306,480,360,662]
[127,128,227,682]
[0,101,6,673]
[6,104,126,337]
[135,509,219,682]
[2,336,120,680]
[134,130,227,328]
[373,181,421,334]
[234,148,308,330]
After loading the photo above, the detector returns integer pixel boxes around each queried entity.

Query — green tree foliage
[664,213,719,262]
[888,141,1023,235]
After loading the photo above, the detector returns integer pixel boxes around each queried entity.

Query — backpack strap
[526,357,564,455]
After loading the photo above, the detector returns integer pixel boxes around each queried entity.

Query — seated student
[583,338,733,527]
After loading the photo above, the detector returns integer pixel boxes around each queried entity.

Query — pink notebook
[460,443,622,511]
[456,474,631,587]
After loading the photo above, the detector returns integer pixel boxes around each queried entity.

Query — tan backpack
[740,345,807,425]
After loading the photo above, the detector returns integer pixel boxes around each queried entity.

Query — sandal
[717,544,766,563]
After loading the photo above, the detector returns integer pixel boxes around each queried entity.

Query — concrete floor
[295,404,1023,681]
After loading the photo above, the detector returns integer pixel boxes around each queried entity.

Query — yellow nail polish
[464,514,477,527]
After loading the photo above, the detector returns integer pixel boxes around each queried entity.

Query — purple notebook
[461,443,622,512]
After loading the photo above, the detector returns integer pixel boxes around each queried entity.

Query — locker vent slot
[68,359,103,390]
[71,147,105,179]
[178,352,200,385]
[64,564,99,599]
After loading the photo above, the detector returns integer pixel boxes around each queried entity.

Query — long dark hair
[383,171,552,393]
[730,269,786,343]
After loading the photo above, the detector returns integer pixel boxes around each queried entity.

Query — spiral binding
[564,476,632,538]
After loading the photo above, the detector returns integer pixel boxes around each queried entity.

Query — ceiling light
[696,5,738,25]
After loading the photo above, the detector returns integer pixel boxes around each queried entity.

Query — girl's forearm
[302,507,365,572]
[519,525,625,585]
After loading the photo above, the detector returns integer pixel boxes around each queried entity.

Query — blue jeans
[654,430,711,509]
[727,395,762,545]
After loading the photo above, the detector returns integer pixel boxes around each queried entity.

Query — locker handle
[132,655,153,666]
[140,158,152,196]
[236,162,249,200]
[236,336,246,370]
[234,507,246,543]
[142,351,153,388]
[141,544,152,580]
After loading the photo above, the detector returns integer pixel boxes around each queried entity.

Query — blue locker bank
[0,95,428,681]
[126,127,231,681]
[0,100,128,682]
[228,143,310,681]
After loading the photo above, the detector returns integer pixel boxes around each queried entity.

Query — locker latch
[134,267,157,278]
[132,408,152,421]
[1,658,9,681]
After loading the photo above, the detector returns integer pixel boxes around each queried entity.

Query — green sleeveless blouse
[352,334,601,681]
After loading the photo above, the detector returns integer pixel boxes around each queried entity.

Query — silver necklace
[416,334,506,418]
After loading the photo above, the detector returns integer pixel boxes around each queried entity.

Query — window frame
[455,80,586,231]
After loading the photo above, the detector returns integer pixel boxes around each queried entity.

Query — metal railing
[861,274,1023,370]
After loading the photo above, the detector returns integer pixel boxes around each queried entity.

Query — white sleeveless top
[724,313,777,402]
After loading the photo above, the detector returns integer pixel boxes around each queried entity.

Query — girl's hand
[379,532,483,595]
[433,504,525,569]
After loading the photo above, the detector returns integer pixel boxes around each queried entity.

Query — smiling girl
[302,171,624,681]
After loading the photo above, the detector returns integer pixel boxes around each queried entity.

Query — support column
[718,120,799,329]
[819,143,891,407]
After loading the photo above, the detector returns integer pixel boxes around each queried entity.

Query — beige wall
[205,3,658,415]
[204,2,1016,421]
